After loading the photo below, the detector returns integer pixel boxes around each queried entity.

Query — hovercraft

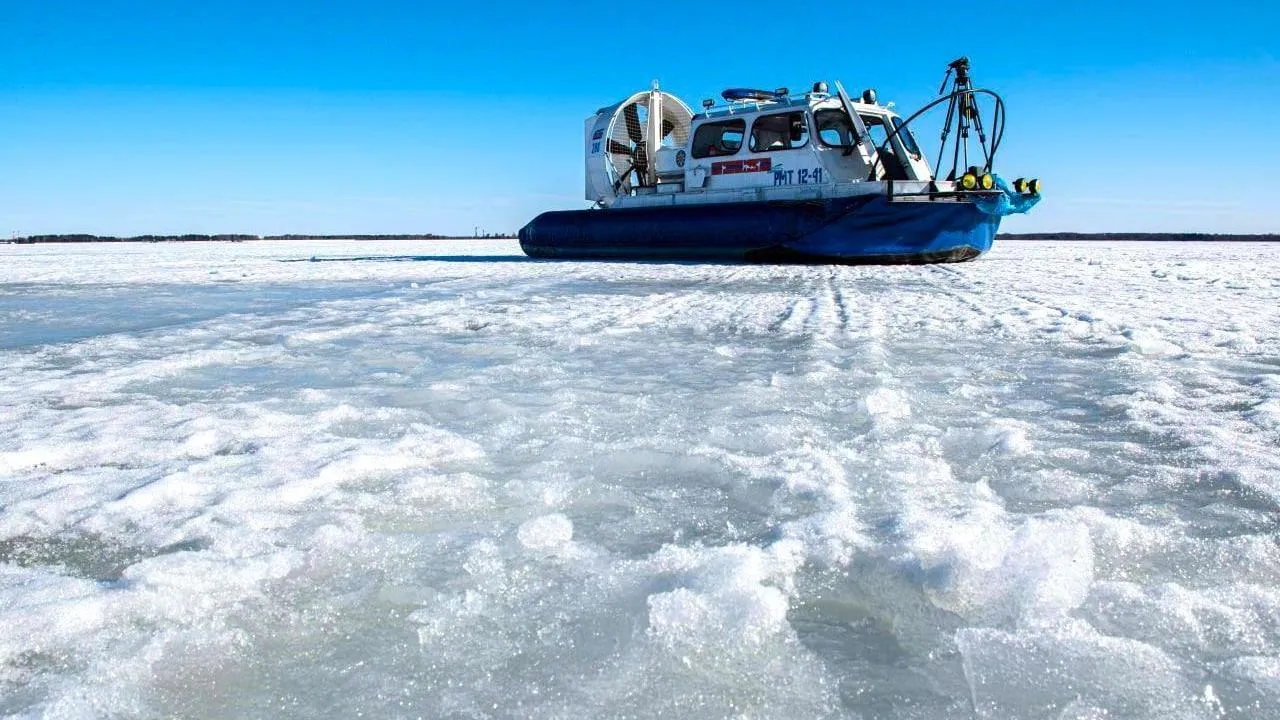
[519,57,1040,264]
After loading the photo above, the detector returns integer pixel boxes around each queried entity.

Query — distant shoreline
[5,234,516,244]
[997,233,1279,242]
[3,232,1276,244]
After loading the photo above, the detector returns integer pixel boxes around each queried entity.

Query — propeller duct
[596,87,692,201]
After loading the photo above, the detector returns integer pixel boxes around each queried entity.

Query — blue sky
[2,0,1277,235]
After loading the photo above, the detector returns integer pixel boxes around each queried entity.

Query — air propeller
[608,103,675,193]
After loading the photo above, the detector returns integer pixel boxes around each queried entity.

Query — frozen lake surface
[2,239,1278,718]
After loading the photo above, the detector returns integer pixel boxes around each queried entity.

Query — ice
[955,622,1207,719]
[517,513,574,551]
[2,239,1279,718]
[864,387,911,419]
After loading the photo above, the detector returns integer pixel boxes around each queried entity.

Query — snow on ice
[1,239,1278,718]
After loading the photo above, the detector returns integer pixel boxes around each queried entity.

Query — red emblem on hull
[711,158,772,175]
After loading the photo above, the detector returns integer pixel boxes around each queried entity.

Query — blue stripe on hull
[519,195,999,264]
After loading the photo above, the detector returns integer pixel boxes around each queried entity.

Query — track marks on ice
[4,240,1280,718]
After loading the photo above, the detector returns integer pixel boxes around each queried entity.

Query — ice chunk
[516,513,574,551]
[864,387,910,419]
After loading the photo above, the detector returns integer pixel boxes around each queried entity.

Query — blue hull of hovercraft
[518,194,999,264]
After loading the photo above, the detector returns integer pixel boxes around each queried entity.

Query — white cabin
[585,83,938,209]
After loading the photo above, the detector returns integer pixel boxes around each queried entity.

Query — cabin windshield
[816,109,923,160]
[891,116,921,156]
[862,115,891,150]
[860,114,920,158]
[815,109,856,148]
[859,113,915,180]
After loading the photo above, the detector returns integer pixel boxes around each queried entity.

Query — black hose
[988,95,1007,172]
[866,88,1005,182]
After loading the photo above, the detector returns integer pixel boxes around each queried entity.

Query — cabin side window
[748,112,809,153]
[815,109,856,148]
[691,120,746,159]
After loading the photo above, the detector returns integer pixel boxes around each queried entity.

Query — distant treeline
[7,233,514,244]
[998,233,1280,242]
